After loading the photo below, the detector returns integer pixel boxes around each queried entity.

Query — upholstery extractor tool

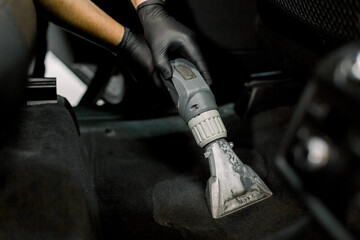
[163,59,273,218]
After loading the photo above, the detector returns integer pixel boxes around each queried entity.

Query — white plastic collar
[188,110,227,148]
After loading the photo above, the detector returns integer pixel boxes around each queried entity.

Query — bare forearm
[33,0,124,50]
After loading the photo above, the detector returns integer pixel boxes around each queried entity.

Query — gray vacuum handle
[163,59,218,123]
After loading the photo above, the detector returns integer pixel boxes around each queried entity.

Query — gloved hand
[137,0,212,85]
[114,27,160,85]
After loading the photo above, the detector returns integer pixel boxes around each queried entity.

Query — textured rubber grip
[188,110,227,148]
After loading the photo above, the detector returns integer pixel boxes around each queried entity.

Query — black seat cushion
[0,0,37,128]
[256,0,360,78]
[0,97,100,240]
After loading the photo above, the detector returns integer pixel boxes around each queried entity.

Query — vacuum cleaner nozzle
[164,59,272,218]
[205,139,272,218]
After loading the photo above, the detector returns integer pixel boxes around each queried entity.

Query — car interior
[0,0,359,239]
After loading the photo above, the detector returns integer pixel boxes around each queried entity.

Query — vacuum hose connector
[162,59,223,147]
[188,110,227,148]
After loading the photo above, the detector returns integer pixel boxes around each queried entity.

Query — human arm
[33,0,124,50]
[33,0,157,83]
[130,0,212,84]
[130,0,165,8]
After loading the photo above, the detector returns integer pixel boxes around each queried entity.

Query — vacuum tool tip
[205,139,272,219]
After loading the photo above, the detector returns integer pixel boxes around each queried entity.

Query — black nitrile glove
[114,27,160,85]
[137,0,212,85]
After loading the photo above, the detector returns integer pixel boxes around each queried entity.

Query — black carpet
[79,104,320,239]
[0,98,325,239]
[0,97,100,240]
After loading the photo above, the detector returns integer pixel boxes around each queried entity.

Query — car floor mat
[79,104,327,240]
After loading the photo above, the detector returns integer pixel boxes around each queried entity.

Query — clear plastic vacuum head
[204,139,272,218]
